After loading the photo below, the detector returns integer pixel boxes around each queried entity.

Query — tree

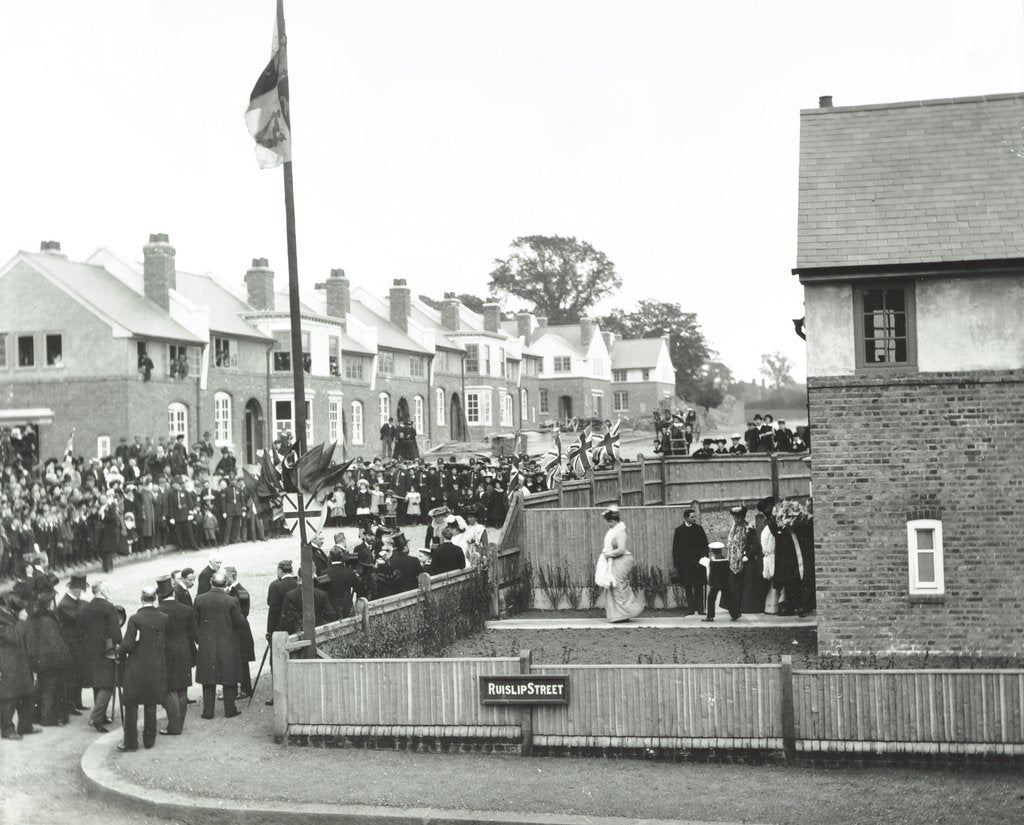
[599,300,712,402]
[419,293,489,314]
[488,235,620,324]
[760,351,795,389]
[691,360,733,412]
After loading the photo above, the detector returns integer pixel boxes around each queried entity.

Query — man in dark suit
[98,494,120,573]
[219,478,242,545]
[168,478,197,550]
[224,567,255,697]
[80,580,123,732]
[173,568,195,606]
[317,544,359,619]
[118,587,168,751]
[55,573,89,712]
[306,532,330,577]
[282,569,337,634]
[193,572,246,719]
[1,587,39,739]
[196,555,222,597]
[266,561,298,640]
[387,532,422,594]
[429,528,466,576]
[155,575,197,735]
[671,508,708,615]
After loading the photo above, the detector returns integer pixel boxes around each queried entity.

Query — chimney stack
[39,240,66,257]
[536,315,548,328]
[441,292,461,331]
[602,331,615,351]
[482,302,501,333]
[389,278,411,332]
[143,233,176,311]
[516,311,533,342]
[819,95,833,108]
[244,257,275,311]
[320,268,350,324]
[580,317,595,349]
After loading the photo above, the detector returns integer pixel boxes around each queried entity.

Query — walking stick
[249,641,271,706]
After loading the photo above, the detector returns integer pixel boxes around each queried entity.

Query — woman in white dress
[596,505,644,623]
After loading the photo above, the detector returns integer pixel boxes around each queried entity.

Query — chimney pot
[441,295,461,331]
[244,258,275,311]
[482,302,501,333]
[324,267,350,324]
[331,268,346,279]
[537,316,548,328]
[389,278,412,332]
[819,95,833,108]
[516,311,533,341]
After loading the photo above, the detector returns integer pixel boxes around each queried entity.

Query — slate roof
[175,271,270,341]
[611,338,664,370]
[536,324,589,354]
[796,92,1024,270]
[409,304,464,351]
[19,253,203,343]
[346,302,431,355]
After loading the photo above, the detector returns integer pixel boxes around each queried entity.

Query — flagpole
[277,0,317,657]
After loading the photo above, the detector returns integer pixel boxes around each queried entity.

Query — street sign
[281,491,324,536]
[479,675,570,705]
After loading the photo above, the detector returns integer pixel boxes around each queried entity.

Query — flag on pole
[567,427,592,476]
[591,419,622,466]
[256,448,283,500]
[244,0,291,169]
[506,455,522,500]
[62,428,75,471]
[541,431,564,486]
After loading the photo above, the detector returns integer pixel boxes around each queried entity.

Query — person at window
[137,350,154,382]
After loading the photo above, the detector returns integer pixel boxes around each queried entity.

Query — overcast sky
[5,1,1024,381]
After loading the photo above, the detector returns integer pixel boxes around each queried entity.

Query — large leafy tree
[760,351,796,389]
[599,300,713,402]
[488,235,620,324]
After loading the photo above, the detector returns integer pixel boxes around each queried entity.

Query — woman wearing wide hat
[595,506,644,623]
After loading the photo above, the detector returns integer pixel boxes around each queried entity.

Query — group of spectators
[1,429,271,583]
[0,556,256,745]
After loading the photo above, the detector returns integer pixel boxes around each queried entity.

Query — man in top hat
[196,431,215,461]
[155,575,197,735]
[1,585,39,739]
[193,571,246,719]
[722,505,756,621]
[118,587,169,751]
[25,583,73,727]
[386,532,422,594]
[317,536,360,619]
[197,554,222,597]
[702,542,734,622]
[281,567,337,633]
[80,580,123,732]
[223,567,255,698]
[266,561,298,642]
[671,509,708,615]
[56,573,90,712]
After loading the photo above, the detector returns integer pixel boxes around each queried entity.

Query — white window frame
[466,390,492,426]
[213,391,232,446]
[213,336,236,369]
[539,388,549,415]
[553,356,571,373]
[907,519,944,595]
[167,402,188,439]
[273,397,312,445]
[96,435,111,459]
[328,397,341,444]
[520,389,528,424]
[413,395,424,434]
[378,392,391,426]
[328,336,340,377]
[377,351,394,377]
[409,355,425,379]
[500,392,512,426]
[350,401,364,445]
[435,388,445,426]
[613,390,628,412]
[480,391,492,426]
[44,332,64,368]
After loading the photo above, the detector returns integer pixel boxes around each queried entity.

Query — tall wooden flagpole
[277,0,317,656]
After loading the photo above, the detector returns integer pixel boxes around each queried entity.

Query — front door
[244,399,264,464]
[558,395,573,420]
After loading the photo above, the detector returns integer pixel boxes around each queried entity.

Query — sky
[4,0,1024,382]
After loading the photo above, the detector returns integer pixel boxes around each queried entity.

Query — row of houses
[0,237,677,463]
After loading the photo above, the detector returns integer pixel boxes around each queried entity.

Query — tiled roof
[347,302,431,355]
[409,304,464,351]
[796,92,1024,270]
[536,324,588,354]
[611,338,664,369]
[21,253,203,343]
[175,271,270,341]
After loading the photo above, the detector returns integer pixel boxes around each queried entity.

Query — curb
[80,729,757,825]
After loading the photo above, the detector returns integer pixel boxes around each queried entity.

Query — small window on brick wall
[907,519,944,596]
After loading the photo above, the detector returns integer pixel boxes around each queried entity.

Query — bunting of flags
[541,431,566,486]
[567,427,593,476]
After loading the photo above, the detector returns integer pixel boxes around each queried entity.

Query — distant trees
[488,235,620,324]
[419,293,489,314]
[760,351,796,389]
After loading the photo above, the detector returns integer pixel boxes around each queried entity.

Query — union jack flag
[591,419,622,466]
[541,431,564,486]
[567,427,592,476]
[506,455,522,500]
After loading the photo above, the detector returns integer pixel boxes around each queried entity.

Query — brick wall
[809,370,1024,659]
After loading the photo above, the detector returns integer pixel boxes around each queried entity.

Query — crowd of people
[652,408,809,458]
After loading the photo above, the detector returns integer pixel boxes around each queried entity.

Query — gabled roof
[12,253,202,343]
[797,92,1024,270]
[346,302,431,355]
[611,338,664,369]
[533,323,601,356]
[175,271,270,341]
[409,304,464,351]
[271,290,321,317]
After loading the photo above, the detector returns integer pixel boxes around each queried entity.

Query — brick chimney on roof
[39,240,66,258]
[482,302,501,333]
[516,311,533,341]
[143,233,176,311]
[819,95,833,108]
[602,331,615,351]
[580,317,595,349]
[316,268,350,326]
[441,292,461,331]
[244,257,275,311]
[390,278,411,333]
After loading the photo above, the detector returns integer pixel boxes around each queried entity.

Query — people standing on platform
[671,509,707,615]
[596,505,644,624]
[723,505,755,620]
[193,571,245,719]
[155,575,196,736]
[80,580,122,732]
[118,587,168,752]
[380,418,395,460]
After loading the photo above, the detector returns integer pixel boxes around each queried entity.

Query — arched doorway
[396,396,410,423]
[558,395,573,419]
[449,393,466,441]
[244,399,264,464]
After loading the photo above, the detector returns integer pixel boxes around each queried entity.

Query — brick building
[796,93,1024,658]
[608,334,677,417]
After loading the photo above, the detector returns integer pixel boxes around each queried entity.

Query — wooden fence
[271,647,1024,758]
[523,454,810,510]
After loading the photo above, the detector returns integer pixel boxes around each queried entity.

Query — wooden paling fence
[523,454,810,510]
[272,648,1024,759]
